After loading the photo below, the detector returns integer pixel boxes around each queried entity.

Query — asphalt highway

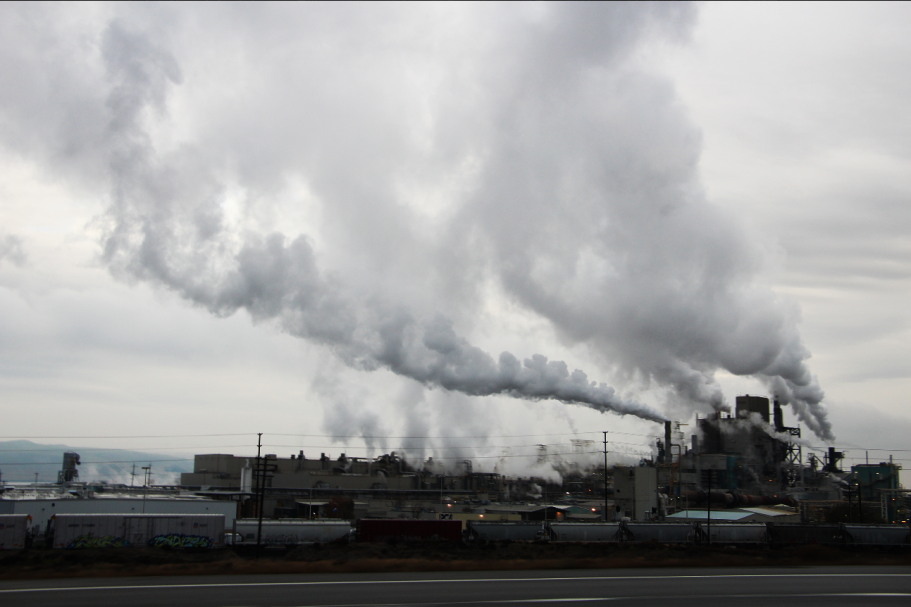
[2,567,910,607]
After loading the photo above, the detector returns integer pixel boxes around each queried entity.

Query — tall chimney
[665,422,673,464]
[773,398,784,432]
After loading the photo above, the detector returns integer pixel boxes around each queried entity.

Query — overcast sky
[0,2,908,480]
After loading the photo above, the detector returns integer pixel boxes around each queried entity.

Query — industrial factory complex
[1,395,908,549]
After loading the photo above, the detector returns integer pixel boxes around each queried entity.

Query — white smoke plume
[0,3,833,439]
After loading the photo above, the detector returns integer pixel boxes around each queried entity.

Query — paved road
[2,567,910,606]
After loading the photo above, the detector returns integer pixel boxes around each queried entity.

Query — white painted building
[0,488,238,533]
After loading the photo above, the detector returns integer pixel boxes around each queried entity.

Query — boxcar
[0,515,31,550]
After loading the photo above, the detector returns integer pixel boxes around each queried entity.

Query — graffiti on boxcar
[148,533,214,548]
[66,534,131,549]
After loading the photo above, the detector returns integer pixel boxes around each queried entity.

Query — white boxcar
[549,523,622,542]
[623,522,695,543]
[126,514,225,548]
[844,524,910,546]
[232,520,352,545]
[468,522,545,541]
[52,514,225,549]
[0,514,31,550]
[703,523,768,545]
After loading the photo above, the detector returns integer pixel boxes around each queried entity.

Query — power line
[268,432,607,439]
[0,445,254,453]
[0,433,254,440]
[0,458,194,466]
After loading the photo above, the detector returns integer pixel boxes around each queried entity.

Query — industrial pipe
[681,490,796,508]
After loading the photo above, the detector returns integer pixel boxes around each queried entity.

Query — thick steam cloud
[0,3,832,439]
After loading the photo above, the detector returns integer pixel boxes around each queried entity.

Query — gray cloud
[0,233,25,267]
[0,3,833,439]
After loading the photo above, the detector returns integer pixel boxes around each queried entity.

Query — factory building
[662,395,841,500]
[0,453,240,534]
[612,466,659,521]
[180,451,508,520]
[5,395,905,526]
[0,488,238,534]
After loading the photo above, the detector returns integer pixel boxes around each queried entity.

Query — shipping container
[51,514,225,549]
[232,519,351,545]
[357,519,462,542]
[467,521,546,541]
[623,522,695,543]
[549,522,621,542]
[0,514,31,550]
[843,524,910,546]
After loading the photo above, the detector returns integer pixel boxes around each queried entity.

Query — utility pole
[705,469,712,546]
[603,431,609,522]
[130,463,136,488]
[255,433,263,558]
[847,486,853,523]
[141,464,152,514]
[253,434,276,558]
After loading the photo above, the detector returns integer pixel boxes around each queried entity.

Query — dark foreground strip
[2,573,910,594]
[261,594,911,607]
[274,592,911,607]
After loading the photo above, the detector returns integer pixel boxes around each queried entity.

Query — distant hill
[0,440,193,485]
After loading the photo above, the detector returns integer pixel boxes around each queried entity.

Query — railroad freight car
[51,514,225,549]
[357,519,462,542]
[623,522,695,543]
[549,522,621,542]
[843,524,910,546]
[0,515,31,550]
[766,523,843,546]
[467,521,546,541]
[699,523,768,545]
[231,519,352,545]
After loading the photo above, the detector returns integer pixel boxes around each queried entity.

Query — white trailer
[549,522,622,542]
[231,519,352,546]
[52,514,225,549]
[0,514,31,550]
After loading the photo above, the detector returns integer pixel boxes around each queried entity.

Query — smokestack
[773,398,784,432]
[57,452,80,484]
[665,422,673,464]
